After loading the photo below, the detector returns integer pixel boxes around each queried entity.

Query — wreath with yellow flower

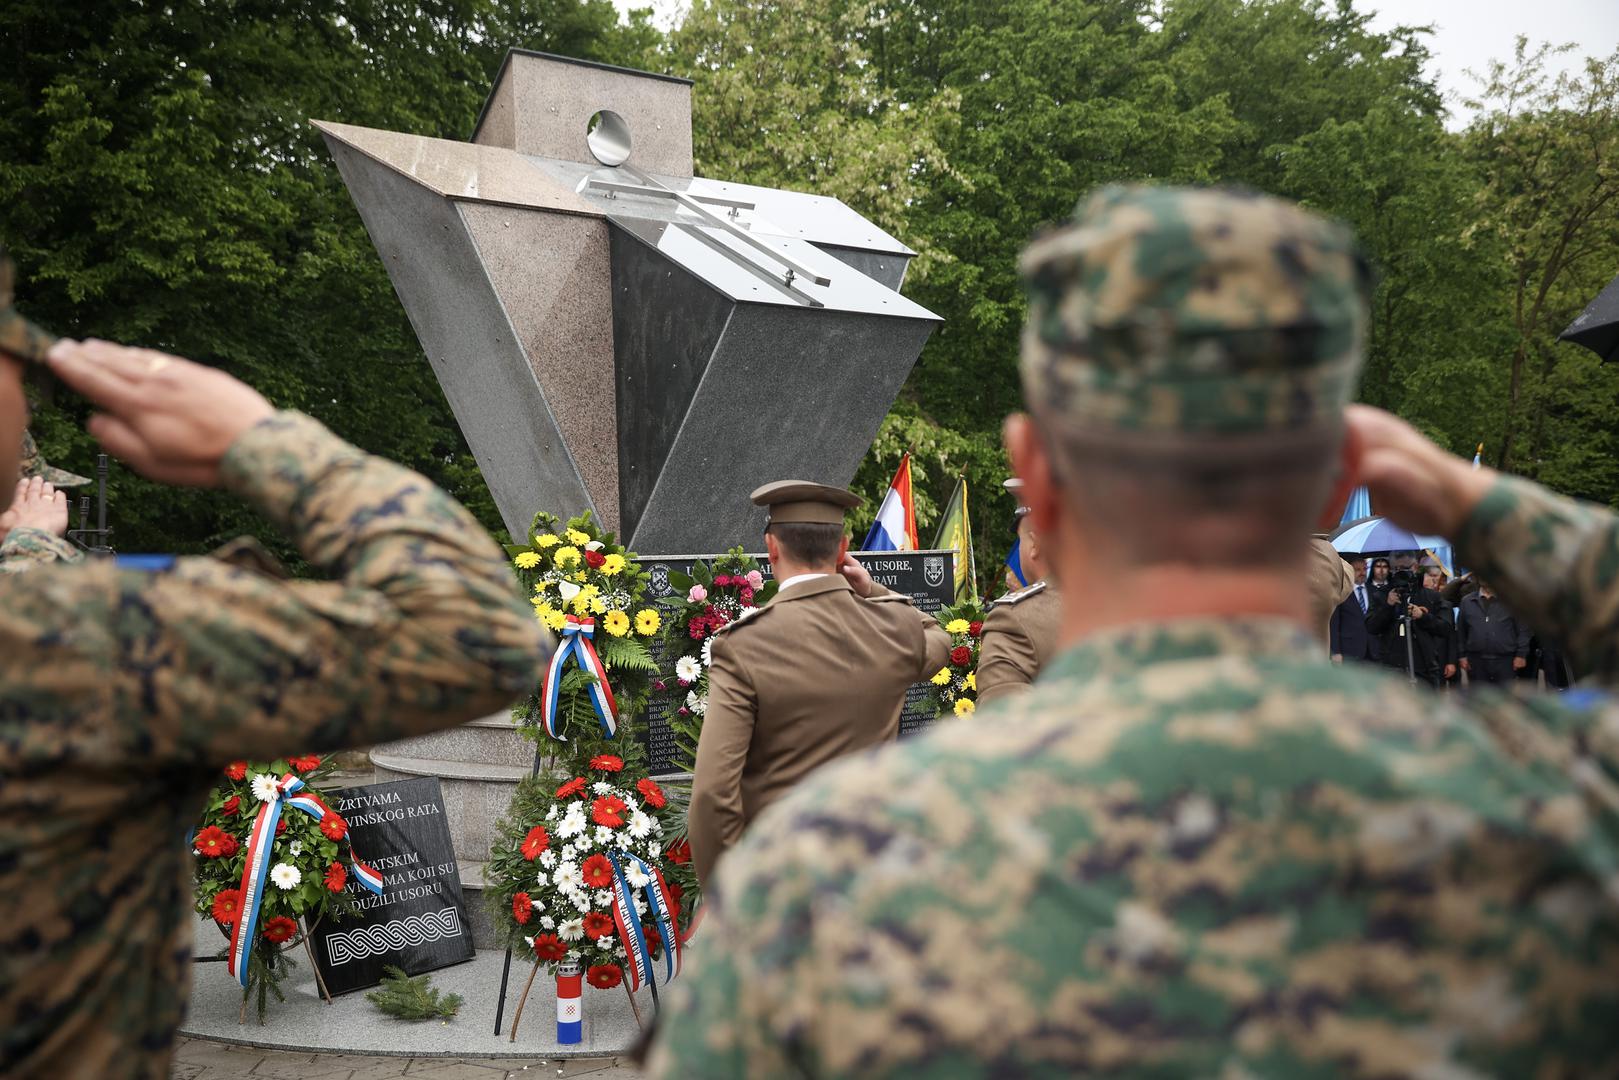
[507,511,661,750]
[921,599,987,719]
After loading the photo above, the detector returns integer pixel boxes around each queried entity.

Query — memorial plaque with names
[633,549,956,776]
[310,777,475,995]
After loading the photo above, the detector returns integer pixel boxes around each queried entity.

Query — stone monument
[315,50,941,951]
[316,49,939,553]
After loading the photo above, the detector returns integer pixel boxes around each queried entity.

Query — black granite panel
[812,243,912,292]
[627,305,936,553]
[310,778,475,995]
[608,222,736,542]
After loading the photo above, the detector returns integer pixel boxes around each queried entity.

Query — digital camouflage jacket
[0,412,550,1079]
[648,473,1619,1079]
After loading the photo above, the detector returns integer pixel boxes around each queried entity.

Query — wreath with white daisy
[190,754,366,1019]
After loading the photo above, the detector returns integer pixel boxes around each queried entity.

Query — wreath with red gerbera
[488,753,692,981]
[189,754,368,1019]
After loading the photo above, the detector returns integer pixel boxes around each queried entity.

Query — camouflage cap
[0,246,55,366]
[19,428,90,487]
[1019,185,1372,439]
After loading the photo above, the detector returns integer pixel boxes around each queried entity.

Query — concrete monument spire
[316,50,939,552]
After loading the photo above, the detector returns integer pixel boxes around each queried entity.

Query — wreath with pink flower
[656,547,778,772]
[191,754,372,1019]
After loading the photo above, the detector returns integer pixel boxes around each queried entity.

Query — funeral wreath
[924,599,987,719]
[191,754,381,1019]
[655,547,777,773]
[506,510,661,746]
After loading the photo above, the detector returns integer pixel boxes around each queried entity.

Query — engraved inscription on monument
[634,549,955,775]
[311,777,475,995]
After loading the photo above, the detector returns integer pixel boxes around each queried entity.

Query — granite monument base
[182,918,646,1058]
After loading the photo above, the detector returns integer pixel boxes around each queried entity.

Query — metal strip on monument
[633,549,956,778]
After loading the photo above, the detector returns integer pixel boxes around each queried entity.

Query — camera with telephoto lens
[1388,568,1420,615]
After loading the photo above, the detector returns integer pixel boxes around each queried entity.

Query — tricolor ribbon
[540,616,619,741]
[606,849,682,992]
[227,773,384,988]
[605,851,654,993]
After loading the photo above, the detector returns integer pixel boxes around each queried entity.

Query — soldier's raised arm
[30,339,550,763]
[1352,404,1619,684]
[838,552,953,676]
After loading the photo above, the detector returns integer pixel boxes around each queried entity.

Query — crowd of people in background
[1329,551,1572,691]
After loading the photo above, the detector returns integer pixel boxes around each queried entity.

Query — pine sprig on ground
[365,965,463,1021]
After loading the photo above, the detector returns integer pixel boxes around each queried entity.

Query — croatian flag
[862,454,918,552]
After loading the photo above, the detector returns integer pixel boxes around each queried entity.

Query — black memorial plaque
[634,549,956,775]
[310,777,474,995]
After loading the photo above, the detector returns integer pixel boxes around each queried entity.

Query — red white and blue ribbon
[540,616,619,741]
[227,773,384,987]
[621,850,681,984]
[605,851,654,993]
[606,849,682,992]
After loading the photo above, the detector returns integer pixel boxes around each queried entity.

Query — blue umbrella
[1330,516,1450,556]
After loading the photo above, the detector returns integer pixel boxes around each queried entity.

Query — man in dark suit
[1330,555,1377,664]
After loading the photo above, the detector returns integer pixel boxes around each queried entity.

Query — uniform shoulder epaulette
[991,580,1048,607]
[713,603,772,635]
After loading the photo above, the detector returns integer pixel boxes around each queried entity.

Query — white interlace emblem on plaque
[324,908,463,966]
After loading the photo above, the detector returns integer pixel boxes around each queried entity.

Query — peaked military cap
[1003,477,1031,517]
[0,246,55,366]
[1019,184,1372,438]
[19,428,90,487]
[752,480,861,526]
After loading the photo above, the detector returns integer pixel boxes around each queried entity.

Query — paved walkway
[170,1037,644,1079]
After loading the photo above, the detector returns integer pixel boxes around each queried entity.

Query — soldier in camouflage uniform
[0,254,550,1078]
[0,472,81,573]
[646,186,1619,1077]
[0,252,87,573]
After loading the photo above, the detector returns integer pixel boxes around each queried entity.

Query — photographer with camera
[1366,559,1451,686]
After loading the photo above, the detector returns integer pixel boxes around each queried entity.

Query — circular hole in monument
[586,110,632,167]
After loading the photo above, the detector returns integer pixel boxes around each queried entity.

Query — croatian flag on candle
[556,964,582,1044]
[862,453,918,552]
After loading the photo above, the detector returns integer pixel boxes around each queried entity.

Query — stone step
[457,858,499,950]
[370,751,532,864]
[373,711,538,769]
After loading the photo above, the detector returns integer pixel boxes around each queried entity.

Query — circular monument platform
[182,937,649,1059]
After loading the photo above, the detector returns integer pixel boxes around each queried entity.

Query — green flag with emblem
[930,476,977,606]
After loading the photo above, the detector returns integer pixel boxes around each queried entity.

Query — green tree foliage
[1461,41,1619,498]
[0,0,652,556]
[6,0,1617,587]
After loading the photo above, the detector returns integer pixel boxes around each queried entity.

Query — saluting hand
[838,552,875,597]
[47,339,274,488]
[0,476,69,540]
[1347,405,1495,540]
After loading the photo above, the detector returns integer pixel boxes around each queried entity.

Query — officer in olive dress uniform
[0,250,550,1079]
[976,478,1061,704]
[687,480,953,885]
[649,186,1619,1078]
